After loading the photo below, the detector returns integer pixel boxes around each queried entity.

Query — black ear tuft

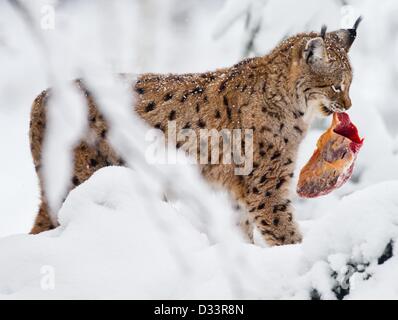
[353,16,363,31]
[328,16,363,52]
[320,25,327,40]
[347,16,363,48]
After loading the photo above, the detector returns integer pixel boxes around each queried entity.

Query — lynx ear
[303,37,328,67]
[331,16,363,51]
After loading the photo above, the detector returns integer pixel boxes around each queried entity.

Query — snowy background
[0,0,397,299]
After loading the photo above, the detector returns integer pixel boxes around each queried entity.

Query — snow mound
[0,166,397,299]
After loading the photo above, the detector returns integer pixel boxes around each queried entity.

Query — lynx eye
[332,85,342,93]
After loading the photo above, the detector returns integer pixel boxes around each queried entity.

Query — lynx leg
[246,186,302,246]
[30,201,54,234]
[240,215,254,243]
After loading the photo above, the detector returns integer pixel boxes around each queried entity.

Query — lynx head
[298,17,362,116]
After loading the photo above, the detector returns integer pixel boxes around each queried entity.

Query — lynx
[29,21,361,246]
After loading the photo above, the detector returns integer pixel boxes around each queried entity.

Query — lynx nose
[343,95,352,110]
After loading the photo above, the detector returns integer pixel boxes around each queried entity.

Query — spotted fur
[29,28,357,246]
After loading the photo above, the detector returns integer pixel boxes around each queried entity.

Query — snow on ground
[0,0,397,299]
[0,166,396,299]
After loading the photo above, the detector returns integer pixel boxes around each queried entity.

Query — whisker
[321,104,333,116]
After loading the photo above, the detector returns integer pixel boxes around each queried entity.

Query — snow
[1,166,396,299]
[42,83,88,224]
[0,0,398,299]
